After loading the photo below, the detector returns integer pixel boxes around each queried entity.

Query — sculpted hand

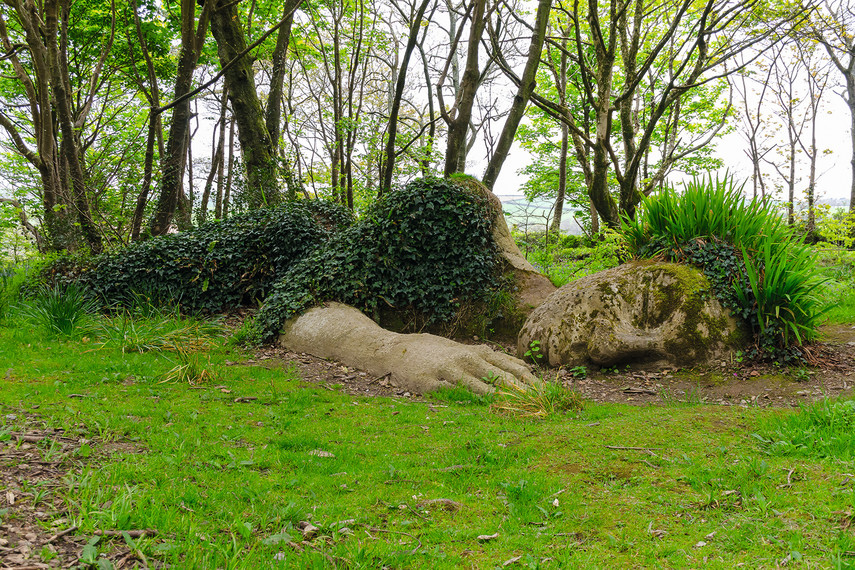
[279,302,537,394]
[378,333,538,394]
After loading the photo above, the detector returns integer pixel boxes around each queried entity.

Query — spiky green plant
[623,174,827,360]
[98,312,222,353]
[622,174,790,256]
[20,282,98,338]
[492,380,583,418]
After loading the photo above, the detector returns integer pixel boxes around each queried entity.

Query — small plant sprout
[568,365,588,379]
[525,340,545,364]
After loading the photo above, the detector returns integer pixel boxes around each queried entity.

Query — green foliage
[524,340,544,364]
[255,177,502,341]
[513,230,623,286]
[20,282,99,338]
[492,380,584,418]
[0,264,29,321]
[36,201,354,314]
[623,175,827,362]
[98,312,222,354]
[754,399,855,461]
[814,206,855,248]
[815,248,855,324]
[228,317,264,348]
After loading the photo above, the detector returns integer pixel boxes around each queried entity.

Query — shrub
[622,174,827,361]
[254,177,503,341]
[35,201,354,314]
[514,229,624,286]
[20,282,98,338]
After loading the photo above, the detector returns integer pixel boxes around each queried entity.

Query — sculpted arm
[278,303,537,394]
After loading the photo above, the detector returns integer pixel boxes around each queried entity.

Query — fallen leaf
[695,540,707,548]
[301,524,319,540]
[6,490,15,505]
[308,449,335,458]
[477,532,499,541]
[503,555,522,566]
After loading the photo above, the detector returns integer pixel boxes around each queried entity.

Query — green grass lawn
[2,323,854,569]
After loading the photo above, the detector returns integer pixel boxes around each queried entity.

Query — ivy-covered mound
[254,177,503,342]
[37,201,354,313]
[622,176,827,363]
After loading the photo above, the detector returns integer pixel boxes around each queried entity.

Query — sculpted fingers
[457,373,495,395]
[475,349,538,385]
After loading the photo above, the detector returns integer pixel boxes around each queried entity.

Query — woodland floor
[2,324,854,568]
[262,323,855,409]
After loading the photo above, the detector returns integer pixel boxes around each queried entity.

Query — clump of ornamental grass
[19,281,99,338]
[98,312,222,354]
[622,175,827,362]
[159,348,218,385]
[492,380,584,418]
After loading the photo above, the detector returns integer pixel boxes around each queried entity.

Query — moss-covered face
[517,262,748,369]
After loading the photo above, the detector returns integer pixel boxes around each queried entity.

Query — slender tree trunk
[179,122,195,230]
[265,0,301,153]
[223,117,236,218]
[210,0,280,208]
[130,0,164,241]
[149,0,209,236]
[381,0,432,193]
[443,0,487,176]
[482,0,552,190]
[550,122,569,234]
[200,88,229,224]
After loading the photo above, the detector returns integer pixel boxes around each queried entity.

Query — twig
[778,467,796,488]
[46,524,78,543]
[369,527,422,556]
[407,505,430,521]
[94,529,157,538]
[605,446,662,451]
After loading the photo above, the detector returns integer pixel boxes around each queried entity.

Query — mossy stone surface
[517,261,748,368]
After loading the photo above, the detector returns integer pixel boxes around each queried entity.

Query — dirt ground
[2,325,853,569]
[257,323,855,409]
[0,414,152,569]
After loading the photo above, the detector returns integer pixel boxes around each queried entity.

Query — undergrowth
[622,175,827,363]
[513,230,623,286]
[754,398,855,461]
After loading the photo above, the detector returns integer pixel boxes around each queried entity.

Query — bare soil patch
[0,409,150,569]
[255,324,855,409]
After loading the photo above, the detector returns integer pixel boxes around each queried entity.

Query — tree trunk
[443,0,487,176]
[550,122,569,234]
[45,0,102,253]
[223,117,236,218]
[265,0,301,154]
[149,0,209,236]
[210,0,280,209]
[381,0,432,193]
[200,88,229,224]
[482,0,552,190]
